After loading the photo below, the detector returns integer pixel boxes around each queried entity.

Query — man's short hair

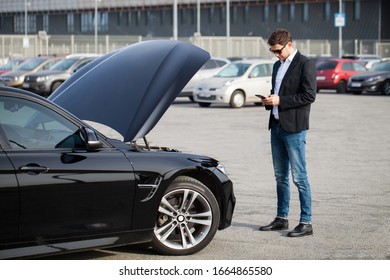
[267,28,292,46]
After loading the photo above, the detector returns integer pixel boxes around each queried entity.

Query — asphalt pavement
[43,91,390,260]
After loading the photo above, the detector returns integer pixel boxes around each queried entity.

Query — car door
[0,140,19,244]
[0,95,136,241]
[245,63,272,102]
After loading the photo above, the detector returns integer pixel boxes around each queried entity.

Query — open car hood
[49,40,210,142]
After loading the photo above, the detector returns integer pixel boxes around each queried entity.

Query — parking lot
[43,91,390,260]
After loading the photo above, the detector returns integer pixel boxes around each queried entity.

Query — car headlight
[216,163,227,175]
[14,76,24,81]
[223,79,234,87]
[192,158,227,175]
[367,76,380,82]
[36,76,49,82]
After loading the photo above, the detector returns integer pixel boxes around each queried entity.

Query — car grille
[197,95,216,101]
[350,77,365,82]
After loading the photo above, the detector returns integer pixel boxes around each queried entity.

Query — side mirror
[82,127,103,150]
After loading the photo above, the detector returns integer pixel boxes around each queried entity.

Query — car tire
[336,80,347,93]
[151,176,220,255]
[198,102,211,107]
[381,79,390,95]
[51,81,63,94]
[230,90,245,108]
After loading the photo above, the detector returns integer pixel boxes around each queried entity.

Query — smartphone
[255,94,267,99]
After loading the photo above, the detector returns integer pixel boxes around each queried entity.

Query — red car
[316,59,367,93]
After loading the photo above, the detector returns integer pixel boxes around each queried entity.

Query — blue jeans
[270,124,312,223]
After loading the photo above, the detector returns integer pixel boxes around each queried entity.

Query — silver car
[0,57,60,88]
[193,59,274,108]
[23,56,97,96]
[179,57,231,101]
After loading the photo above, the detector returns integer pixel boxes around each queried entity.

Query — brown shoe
[259,218,289,231]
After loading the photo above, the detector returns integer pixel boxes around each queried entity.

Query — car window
[214,60,228,67]
[72,59,94,73]
[316,61,337,70]
[249,64,271,78]
[341,62,355,71]
[201,59,219,70]
[352,62,366,71]
[17,58,47,71]
[215,63,250,77]
[50,58,78,71]
[371,62,390,71]
[40,60,58,71]
[0,96,85,150]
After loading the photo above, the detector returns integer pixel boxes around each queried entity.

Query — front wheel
[151,176,220,255]
[51,81,63,94]
[381,80,390,95]
[230,90,245,108]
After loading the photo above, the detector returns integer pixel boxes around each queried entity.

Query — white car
[193,59,274,108]
[179,57,231,101]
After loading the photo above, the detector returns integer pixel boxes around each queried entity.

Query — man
[259,28,316,237]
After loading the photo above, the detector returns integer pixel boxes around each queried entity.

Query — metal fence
[1,34,389,61]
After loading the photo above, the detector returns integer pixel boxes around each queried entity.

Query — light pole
[173,0,178,40]
[338,0,342,57]
[24,0,27,37]
[94,0,99,53]
[226,0,230,37]
[23,1,30,51]
[197,0,200,34]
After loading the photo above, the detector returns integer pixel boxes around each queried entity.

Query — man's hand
[262,95,280,106]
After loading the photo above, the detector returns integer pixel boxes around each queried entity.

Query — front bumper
[22,82,51,95]
[348,81,381,93]
[193,89,231,104]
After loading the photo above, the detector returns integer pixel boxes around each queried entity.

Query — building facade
[0,0,389,40]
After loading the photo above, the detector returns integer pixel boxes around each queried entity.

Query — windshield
[50,58,79,71]
[0,60,23,71]
[371,62,390,72]
[17,58,48,71]
[316,61,338,70]
[215,63,250,77]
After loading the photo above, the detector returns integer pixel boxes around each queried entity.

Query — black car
[0,40,235,259]
[347,60,390,95]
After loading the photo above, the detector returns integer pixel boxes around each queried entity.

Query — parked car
[363,59,381,69]
[347,60,390,95]
[309,55,338,66]
[23,56,98,96]
[193,59,274,108]
[0,59,25,75]
[227,56,265,61]
[179,57,231,101]
[316,59,367,93]
[341,54,382,69]
[0,57,60,88]
[0,40,235,259]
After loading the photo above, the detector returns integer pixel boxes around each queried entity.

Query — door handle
[20,164,49,174]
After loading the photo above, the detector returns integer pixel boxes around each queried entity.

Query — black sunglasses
[269,42,288,55]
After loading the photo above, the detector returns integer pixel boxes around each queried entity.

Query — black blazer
[266,51,316,132]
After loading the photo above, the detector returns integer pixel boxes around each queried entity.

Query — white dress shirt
[273,49,297,120]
